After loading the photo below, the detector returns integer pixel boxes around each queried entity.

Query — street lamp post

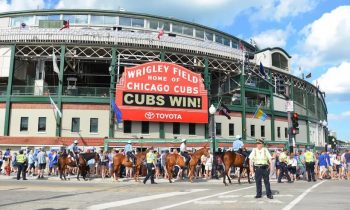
[209,104,217,179]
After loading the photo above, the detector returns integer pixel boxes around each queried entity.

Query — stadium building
[0,9,328,151]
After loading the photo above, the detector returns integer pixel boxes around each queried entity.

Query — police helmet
[235,135,242,140]
[74,140,78,144]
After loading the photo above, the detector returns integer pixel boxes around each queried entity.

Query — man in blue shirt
[318,151,328,179]
[124,140,135,165]
[232,135,248,167]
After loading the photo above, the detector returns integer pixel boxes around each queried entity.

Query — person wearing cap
[37,147,47,179]
[124,140,135,165]
[249,138,273,199]
[180,139,190,166]
[16,150,27,180]
[143,147,157,184]
[67,140,79,163]
[278,149,293,183]
[232,135,249,167]
[305,146,316,182]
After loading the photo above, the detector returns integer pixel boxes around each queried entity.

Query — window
[132,18,144,27]
[215,35,223,44]
[149,20,158,29]
[229,123,235,136]
[123,121,132,133]
[285,127,288,138]
[173,122,180,135]
[216,123,222,136]
[90,118,98,133]
[205,32,213,41]
[183,26,193,36]
[20,117,28,132]
[62,15,88,25]
[91,16,116,25]
[277,127,281,138]
[261,125,265,137]
[172,24,182,33]
[38,117,46,132]
[250,125,255,137]
[272,52,288,70]
[71,118,80,132]
[141,121,149,134]
[119,17,132,26]
[223,37,230,46]
[195,29,204,39]
[189,123,196,135]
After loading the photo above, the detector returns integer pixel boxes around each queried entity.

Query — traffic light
[291,112,299,135]
[276,76,285,94]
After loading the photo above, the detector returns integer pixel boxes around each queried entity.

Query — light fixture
[322,120,328,127]
[209,104,216,115]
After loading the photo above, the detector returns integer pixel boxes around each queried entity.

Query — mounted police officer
[124,140,135,165]
[180,139,190,166]
[305,146,316,182]
[249,139,273,199]
[278,148,293,183]
[232,135,249,167]
[67,140,79,164]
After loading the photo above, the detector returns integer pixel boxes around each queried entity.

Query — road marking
[87,189,208,210]
[153,186,254,210]
[218,195,240,198]
[282,180,325,210]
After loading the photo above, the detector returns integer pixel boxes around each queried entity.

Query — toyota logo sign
[145,112,155,120]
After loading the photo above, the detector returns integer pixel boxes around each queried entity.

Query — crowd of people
[0,142,350,182]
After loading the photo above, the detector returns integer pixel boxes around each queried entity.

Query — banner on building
[115,61,208,123]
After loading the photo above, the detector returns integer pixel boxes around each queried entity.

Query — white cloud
[297,6,350,69]
[0,0,45,12]
[252,24,294,48]
[328,111,350,121]
[251,0,317,22]
[314,62,350,95]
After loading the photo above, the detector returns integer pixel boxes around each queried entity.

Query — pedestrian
[296,150,306,180]
[27,150,36,176]
[143,147,157,184]
[344,150,350,180]
[304,147,316,182]
[278,149,293,183]
[288,153,297,181]
[205,150,213,179]
[0,150,3,174]
[318,151,327,179]
[269,152,276,179]
[249,138,273,199]
[48,150,58,176]
[37,147,47,179]
[12,152,18,174]
[100,151,108,179]
[16,150,27,180]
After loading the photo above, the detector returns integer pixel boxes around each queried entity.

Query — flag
[49,95,62,118]
[239,41,245,51]
[157,28,164,40]
[254,108,267,121]
[218,103,231,120]
[52,52,60,75]
[60,20,69,31]
[259,62,267,78]
[306,73,311,78]
[111,99,122,123]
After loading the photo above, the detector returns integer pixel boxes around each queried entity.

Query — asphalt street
[0,176,349,210]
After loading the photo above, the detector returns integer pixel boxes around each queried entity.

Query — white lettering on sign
[155,113,182,120]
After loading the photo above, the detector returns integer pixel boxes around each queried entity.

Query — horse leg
[189,165,193,183]
[167,165,173,183]
[77,167,80,181]
[226,165,232,185]
[238,167,243,184]
[247,167,251,184]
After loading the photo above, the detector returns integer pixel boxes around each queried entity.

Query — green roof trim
[255,47,292,58]
[0,9,254,50]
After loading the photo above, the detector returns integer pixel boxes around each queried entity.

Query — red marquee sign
[115,62,208,123]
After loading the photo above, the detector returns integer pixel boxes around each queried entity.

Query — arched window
[272,52,288,70]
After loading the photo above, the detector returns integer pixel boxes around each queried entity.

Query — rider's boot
[243,157,248,167]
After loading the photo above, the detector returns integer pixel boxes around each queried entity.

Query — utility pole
[285,85,293,153]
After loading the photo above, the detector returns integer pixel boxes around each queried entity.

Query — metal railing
[0,28,243,59]
[11,85,109,97]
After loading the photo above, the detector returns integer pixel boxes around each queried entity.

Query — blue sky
[1,0,350,140]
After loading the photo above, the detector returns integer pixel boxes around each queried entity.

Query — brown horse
[112,151,147,182]
[166,147,209,183]
[222,151,251,186]
[58,152,100,181]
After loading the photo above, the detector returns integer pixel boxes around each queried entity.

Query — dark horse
[112,151,147,182]
[222,151,251,186]
[58,152,100,181]
[166,147,210,183]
